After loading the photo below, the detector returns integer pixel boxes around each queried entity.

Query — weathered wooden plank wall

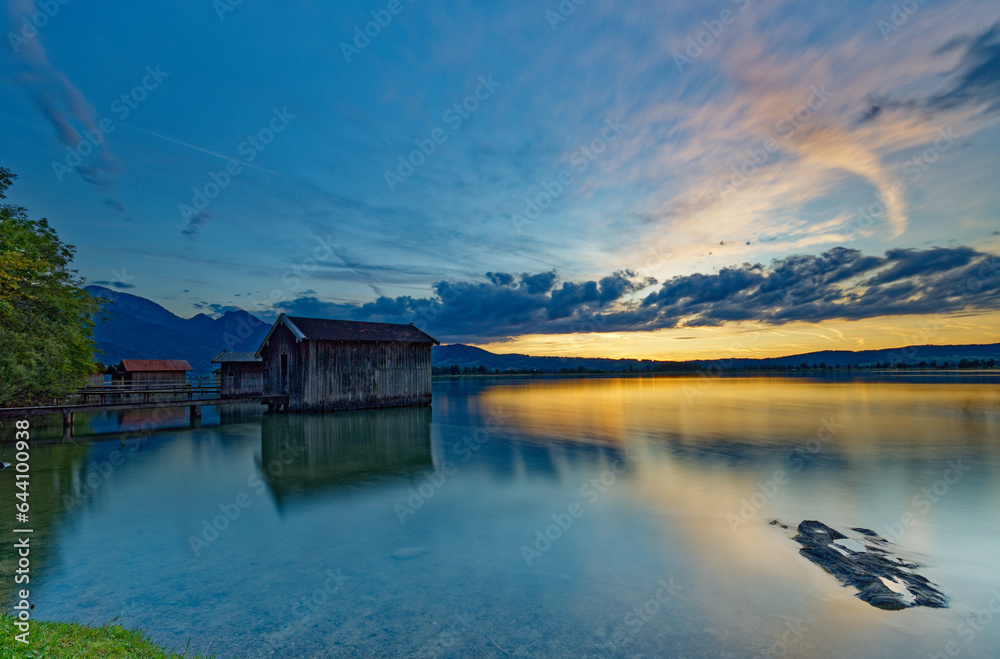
[260,324,432,411]
[261,323,302,400]
[221,363,263,397]
[300,340,431,411]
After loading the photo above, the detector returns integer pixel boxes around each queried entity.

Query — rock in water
[790,520,948,610]
[391,546,430,560]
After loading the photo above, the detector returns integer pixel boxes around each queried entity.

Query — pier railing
[73,380,221,404]
[0,380,263,440]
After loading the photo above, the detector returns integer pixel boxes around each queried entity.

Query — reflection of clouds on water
[7,376,1000,658]
[463,376,1000,656]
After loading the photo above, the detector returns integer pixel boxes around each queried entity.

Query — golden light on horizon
[469,310,1000,361]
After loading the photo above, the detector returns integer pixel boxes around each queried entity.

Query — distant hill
[697,344,1000,369]
[431,344,697,372]
[433,342,1000,373]
[84,287,1000,375]
[86,286,270,375]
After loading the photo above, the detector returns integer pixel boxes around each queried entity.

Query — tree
[0,167,105,406]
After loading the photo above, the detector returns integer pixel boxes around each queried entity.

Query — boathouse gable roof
[254,314,439,358]
[211,351,261,363]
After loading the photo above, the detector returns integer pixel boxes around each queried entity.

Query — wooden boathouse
[255,315,439,412]
[212,351,263,397]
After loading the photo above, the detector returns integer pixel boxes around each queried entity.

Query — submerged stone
[391,546,430,560]
[788,520,948,610]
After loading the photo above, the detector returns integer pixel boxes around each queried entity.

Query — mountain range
[86,286,1000,375]
[87,286,271,375]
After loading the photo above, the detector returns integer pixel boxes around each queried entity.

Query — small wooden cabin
[255,315,439,412]
[106,359,192,386]
[212,351,263,397]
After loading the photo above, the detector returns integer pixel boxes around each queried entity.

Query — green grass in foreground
[0,614,213,659]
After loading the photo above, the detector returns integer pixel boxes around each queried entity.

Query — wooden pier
[0,382,281,438]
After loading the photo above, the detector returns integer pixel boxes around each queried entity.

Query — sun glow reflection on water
[2,375,998,657]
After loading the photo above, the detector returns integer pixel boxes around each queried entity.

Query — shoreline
[0,613,213,658]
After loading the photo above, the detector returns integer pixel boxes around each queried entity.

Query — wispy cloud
[6,0,129,216]
[90,279,135,290]
[551,1,1000,274]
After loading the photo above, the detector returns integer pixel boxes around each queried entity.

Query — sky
[2,0,999,359]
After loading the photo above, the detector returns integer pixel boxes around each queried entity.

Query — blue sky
[3,0,1000,357]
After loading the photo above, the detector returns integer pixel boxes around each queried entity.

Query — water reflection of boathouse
[259,407,432,503]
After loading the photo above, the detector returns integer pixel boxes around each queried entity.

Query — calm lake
[3,374,999,658]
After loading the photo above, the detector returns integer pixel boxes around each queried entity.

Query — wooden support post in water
[189,404,201,427]
[62,409,75,438]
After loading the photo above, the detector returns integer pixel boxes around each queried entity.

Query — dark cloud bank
[273,246,1000,343]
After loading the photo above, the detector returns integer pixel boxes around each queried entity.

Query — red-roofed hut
[106,359,192,386]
